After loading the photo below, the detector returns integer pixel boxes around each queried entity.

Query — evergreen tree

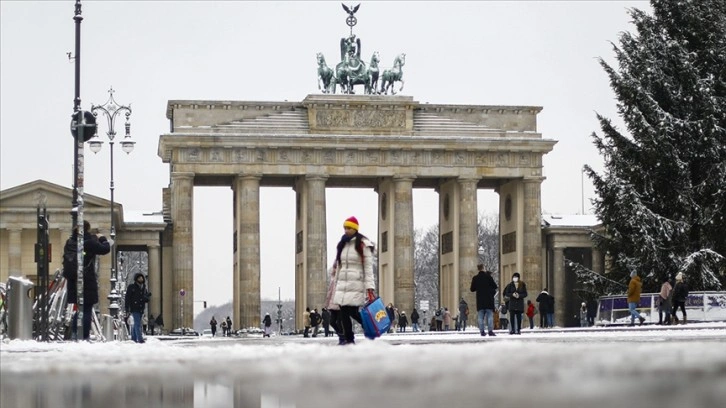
[585,0,726,293]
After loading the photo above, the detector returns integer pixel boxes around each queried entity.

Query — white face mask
[513,277,519,283]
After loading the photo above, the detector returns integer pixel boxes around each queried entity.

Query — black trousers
[509,311,523,333]
[338,305,362,342]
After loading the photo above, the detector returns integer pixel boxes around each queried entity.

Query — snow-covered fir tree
[584,0,725,294]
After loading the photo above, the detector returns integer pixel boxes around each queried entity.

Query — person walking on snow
[330,216,376,345]
[503,272,528,335]
[671,272,689,324]
[470,264,498,336]
[627,271,646,326]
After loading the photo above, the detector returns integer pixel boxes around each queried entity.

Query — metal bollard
[102,314,114,341]
[7,276,34,340]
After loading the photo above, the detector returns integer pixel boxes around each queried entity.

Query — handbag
[359,297,391,339]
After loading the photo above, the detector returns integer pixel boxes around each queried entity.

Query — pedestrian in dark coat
[671,272,689,324]
[503,272,528,334]
[209,316,217,337]
[321,308,331,337]
[226,316,233,336]
[536,289,553,328]
[386,303,396,333]
[399,311,408,332]
[125,272,151,343]
[263,313,273,337]
[458,298,469,331]
[470,264,498,336]
[65,221,111,341]
[411,308,420,332]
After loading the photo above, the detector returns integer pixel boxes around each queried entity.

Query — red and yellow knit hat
[343,216,359,231]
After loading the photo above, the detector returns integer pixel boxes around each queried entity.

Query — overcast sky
[0,1,648,312]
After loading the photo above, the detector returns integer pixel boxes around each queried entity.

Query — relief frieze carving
[177,147,534,169]
[255,149,266,162]
[496,153,508,166]
[187,148,201,161]
[235,149,249,162]
[315,109,405,129]
[210,150,223,162]
[432,151,443,164]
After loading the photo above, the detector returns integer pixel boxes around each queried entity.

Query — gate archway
[158,95,556,330]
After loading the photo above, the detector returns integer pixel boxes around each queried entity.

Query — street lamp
[89,87,134,319]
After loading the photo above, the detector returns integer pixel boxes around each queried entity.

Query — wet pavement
[2,325,725,408]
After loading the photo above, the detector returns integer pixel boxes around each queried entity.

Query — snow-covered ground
[2,324,725,408]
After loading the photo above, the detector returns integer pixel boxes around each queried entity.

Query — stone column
[523,178,544,303]
[393,176,415,313]
[161,227,173,333]
[235,174,261,330]
[8,228,22,277]
[305,175,327,313]
[147,244,161,319]
[553,246,565,327]
[458,178,479,314]
[171,172,194,329]
[592,248,603,275]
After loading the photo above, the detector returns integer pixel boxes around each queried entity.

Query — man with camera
[125,272,151,343]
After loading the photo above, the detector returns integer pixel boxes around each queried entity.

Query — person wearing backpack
[330,216,376,345]
[63,220,112,341]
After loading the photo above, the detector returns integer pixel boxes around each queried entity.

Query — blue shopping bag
[360,297,391,339]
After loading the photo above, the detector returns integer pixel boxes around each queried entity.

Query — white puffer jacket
[332,237,375,307]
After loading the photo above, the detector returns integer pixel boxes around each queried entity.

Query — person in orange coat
[525,300,537,329]
[627,271,646,326]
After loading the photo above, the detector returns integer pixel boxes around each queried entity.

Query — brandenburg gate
[158,94,556,330]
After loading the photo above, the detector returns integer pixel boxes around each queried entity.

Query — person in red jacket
[525,300,537,329]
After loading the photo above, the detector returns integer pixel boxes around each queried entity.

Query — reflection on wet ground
[2,328,725,408]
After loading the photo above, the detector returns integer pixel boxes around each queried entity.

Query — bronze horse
[380,53,406,95]
[368,51,381,95]
[316,53,334,94]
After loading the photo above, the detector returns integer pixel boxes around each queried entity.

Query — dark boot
[488,331,496,336]
[682,316,687,325]
[639,317,645,326]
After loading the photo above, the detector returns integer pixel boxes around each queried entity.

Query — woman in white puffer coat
[331,216,376,345]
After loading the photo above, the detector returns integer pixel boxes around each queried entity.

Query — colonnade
[167,172,544,331]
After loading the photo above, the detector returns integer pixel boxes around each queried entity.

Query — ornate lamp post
[89,87,134,319]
